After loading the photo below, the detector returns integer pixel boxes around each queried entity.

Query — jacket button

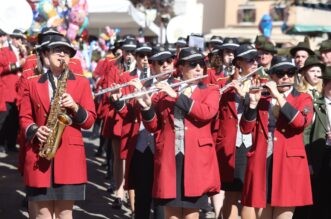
[134,119,138,123]
[185,127,188,130]
[229,116,233,119]
[281,129,286,133]
[274,137,277,141]
[37,104,40,108]
[44,113,47,117]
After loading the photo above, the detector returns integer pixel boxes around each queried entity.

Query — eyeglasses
[52,47,71,55]
[274,69,296,78]
[157,58,173,66]
[187,60,206,68]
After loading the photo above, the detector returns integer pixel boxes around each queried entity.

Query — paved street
[0,129,215,219]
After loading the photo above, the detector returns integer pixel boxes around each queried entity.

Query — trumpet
[94,69,175,97]
[119,74,208,101]
[220,67,264,93]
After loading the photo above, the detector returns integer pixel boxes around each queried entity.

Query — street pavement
[0,129,215,219]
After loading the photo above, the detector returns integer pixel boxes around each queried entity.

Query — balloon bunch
[28,0,88,41]
[98,26,121,51]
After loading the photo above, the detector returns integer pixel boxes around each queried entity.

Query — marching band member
[136,47,220,219]
[19,35,96,219]
[241,56,313,219]
[110,45,172,219]
[216,44,258,219]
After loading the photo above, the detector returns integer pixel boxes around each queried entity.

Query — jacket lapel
[65,72,77,97]
[36,73,51,112]
[314,97,328,132]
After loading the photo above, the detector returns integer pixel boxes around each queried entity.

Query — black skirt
[154,153,209,210]
[222,144,251,192]
[26,162,86,202]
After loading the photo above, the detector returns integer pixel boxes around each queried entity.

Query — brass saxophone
[39,60,73,160]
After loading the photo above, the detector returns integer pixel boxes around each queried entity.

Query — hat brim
[268,65,297,75]
[135,48,152,54]
[290,47,315,56]
[48,44,76,58]
[299,63,325,73]
[233,51,258,65]
[257,47,277,54]
[218,44,239,51]
[149,53,173,61]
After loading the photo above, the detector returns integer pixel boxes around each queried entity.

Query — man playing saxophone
[19,35,96,219]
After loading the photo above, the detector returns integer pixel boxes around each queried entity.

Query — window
[237,5,256,23]
[270,4,286,22]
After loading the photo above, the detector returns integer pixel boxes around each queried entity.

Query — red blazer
[142,83,221,198]
[0,47,19,103]
[19,72,96,187]
[216,89,241,183]
[22,54,37,72]
[240,89,313,207]
[69,58,84,75]
[204,68,229,88]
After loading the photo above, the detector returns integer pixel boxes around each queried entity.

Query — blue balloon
[259,14,273,38]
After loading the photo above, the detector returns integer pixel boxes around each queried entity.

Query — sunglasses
[187,60,206,68]
[244,58,258,64]
[137,53,150,58]
[52,47,71,55]
[274,69,296,78]
[157,58,173,66]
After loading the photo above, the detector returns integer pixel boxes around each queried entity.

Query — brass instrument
[119,74,208,101]
[220,67,264,93]
[94,69,176,97]
[39,60,73,160]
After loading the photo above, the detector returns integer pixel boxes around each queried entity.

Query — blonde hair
[296,73,322,94]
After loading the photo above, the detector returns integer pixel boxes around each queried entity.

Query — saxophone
[39,60,73,160]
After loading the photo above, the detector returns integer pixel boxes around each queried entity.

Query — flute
[119,74,208,101]
[94,69,175,97]
[220,66,264,93]
[249,83,294,90]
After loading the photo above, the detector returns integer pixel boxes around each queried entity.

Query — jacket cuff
[26,123,38,141]
[244,107,257,121]
[280,102,299,123]
[141,107,156,122]
[111,99,125,112]
[175,94,194,114]
[73,104,88,125]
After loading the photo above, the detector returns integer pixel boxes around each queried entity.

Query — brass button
[185,127,188,130]
[281,129,286,133]
[134,119,138,123]
[274,137,277,141]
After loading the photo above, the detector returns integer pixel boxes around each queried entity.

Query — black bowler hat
[319,40,331,53]
[47,35,76,57]
[299,55,325,73]
[217,37,239,51]
[256,41,277,54]
[175,37,187,48]
[0,29,6,36]
[290,41,315,57]
[268,56,297,75]
[121,38,137,51]
[10,29,26,39]
[232,44,258,65]
[36,27,62,51]
[135,42,152,54]
[319,66,331,80]
[176,47,204,66]
[149,46,173,61]
[208,35,223,45]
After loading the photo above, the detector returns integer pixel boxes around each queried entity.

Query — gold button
[274,137,277,141]
[281,129,286,133]
[185,127,188,130]
[44,113,47,117]
[229,116,233,119]
[134,119,138,123]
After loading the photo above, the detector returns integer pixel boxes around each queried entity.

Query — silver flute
[220,66,264,93]
[249,83,294,90]
[119,74,208,101]
[94,69,175,97]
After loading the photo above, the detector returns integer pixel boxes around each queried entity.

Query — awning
[284,6,331,35]
[87,0,159,36]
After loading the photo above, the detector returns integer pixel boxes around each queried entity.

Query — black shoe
[112,197,123,209]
